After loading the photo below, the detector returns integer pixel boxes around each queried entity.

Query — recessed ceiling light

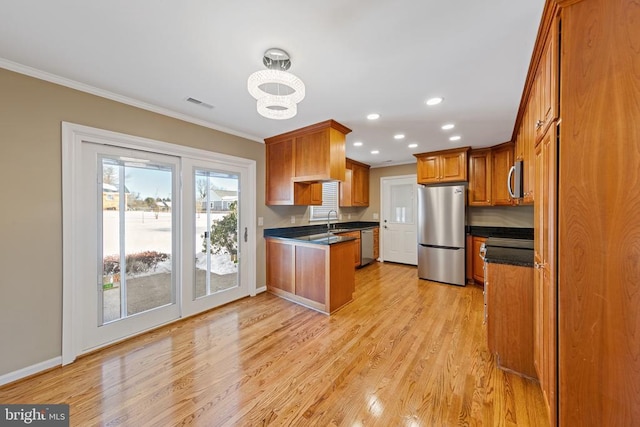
[371,150,380,154]
[449,135,461,141]
[394,134,405,140]
[408,143,418,148]
[426,97,443,106]
[441,123,455,130]
[353,141,363,147]
[367,113,380,120]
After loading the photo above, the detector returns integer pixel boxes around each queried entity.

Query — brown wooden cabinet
[534,122,557,424]
[491,142,516,206]
[512,18,558,206]
[335,230,361,267]
[471,236,487,284]
[468,149,492,206]
[266,237,356,314]
[339,158,370,207]
[373,227,379,261]
[414,147,469,184]
[265,120,351,206]
[486,261,536,379]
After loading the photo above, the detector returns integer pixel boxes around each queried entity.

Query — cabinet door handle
[507,166,516,199]
[536,119,544,129]
[244,227,248,243]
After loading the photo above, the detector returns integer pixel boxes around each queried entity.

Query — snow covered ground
[102,210,237,276]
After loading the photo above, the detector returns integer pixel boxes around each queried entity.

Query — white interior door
[381,175,418,265]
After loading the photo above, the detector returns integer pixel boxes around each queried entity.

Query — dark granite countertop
[467,226,534,240]
[484,246,534,267]
[264,221,378,245]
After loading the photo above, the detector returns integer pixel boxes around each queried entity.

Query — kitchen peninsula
[264,222,378,314]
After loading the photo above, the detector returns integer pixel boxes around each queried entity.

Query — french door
[81,143,181,351]
[63,122,256,362]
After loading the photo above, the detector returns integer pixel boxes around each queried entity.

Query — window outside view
[100,159,238,324]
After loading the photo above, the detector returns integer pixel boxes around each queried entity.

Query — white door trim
[379,174,418,264]
[62,122,256,365]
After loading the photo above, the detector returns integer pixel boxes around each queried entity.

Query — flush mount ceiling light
[426,97,444,106]
[367,113,380,120]
[247,48,305,120]
[441,123,455,130]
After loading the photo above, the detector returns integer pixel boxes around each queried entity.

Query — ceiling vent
[186,97,214,109]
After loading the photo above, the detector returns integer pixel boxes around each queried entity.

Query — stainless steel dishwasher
[360,229,374,266]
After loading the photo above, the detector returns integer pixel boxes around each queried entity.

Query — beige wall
[0,68,273,376]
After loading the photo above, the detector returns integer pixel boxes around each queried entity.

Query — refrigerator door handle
[507,165,516,199]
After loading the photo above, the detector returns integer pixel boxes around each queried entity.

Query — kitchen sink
[306,233,341,243]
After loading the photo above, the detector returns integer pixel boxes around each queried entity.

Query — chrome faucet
[327,209,338,232]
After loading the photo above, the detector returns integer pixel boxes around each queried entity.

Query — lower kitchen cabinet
[472,236,487,285]
[265,237,356,314]
[486,261,536,379]
[335,230,360,267]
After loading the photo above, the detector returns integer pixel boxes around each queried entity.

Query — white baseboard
[255,286,267,294]
[0,357,61,387]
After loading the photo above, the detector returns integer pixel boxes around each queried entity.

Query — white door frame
[62,122,256,365]
[379,174,418,264]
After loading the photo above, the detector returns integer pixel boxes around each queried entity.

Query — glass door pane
[194,169,239,299]
[100,156,175,325]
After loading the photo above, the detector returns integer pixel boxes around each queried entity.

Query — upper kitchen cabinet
[468,148,492,206]
[414,147,470,184]
[265,120,352,205]
[340,158,370,207]
[512,20,558,206]
[491,142,516,206]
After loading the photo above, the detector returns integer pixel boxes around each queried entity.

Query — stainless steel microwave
[508,160,524,199]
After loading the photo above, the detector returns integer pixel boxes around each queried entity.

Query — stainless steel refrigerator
[417,184,466,286]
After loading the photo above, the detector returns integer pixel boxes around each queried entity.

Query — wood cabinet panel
[265,120,351,206]
[266,138,295,205]
[340,158,370,207]
[265,237,356,314]
[295,246,326,304]
[486,262,536,379]
[440,151,467,181]
[351,161,370,206]
[373,227,379,261]
[491,142,515,206]
[534,125,557,422]
[468,149,492,206]
[329,240,356,312]
[472,236,487,284]
[415,147,469,184]
[416,155,439,183]
[294,130,330,179]
[335,230,360,267]
[266,239,294,293]
[309,182,323,205]
[339,168,352,206]
[556,3,640,423]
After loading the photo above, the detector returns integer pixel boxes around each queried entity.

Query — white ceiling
[0,0,544,167]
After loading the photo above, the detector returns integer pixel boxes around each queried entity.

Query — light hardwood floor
[0,262,548,426]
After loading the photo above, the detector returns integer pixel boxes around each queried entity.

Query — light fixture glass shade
[247,70,306,103]
[248,48,305,120]
[256,95,297,120]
